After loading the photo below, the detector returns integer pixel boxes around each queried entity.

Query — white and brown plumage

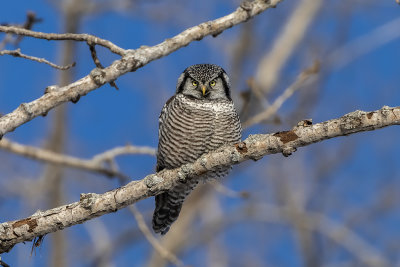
[152,64,242,234]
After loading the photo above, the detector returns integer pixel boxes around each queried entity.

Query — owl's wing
[156,95,175,172]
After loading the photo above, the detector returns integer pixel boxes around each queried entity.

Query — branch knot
[145,174,164,188]
[90,68,107,85]
[80,193,99,210]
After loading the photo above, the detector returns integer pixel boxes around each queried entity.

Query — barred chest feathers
[157,94,242,172]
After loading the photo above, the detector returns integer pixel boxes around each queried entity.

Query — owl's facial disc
[176,64,232,100]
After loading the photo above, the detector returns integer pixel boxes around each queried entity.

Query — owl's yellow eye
[192,80,198,86]
[209,80,216,87]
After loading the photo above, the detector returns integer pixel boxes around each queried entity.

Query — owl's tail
[152,180,198,235]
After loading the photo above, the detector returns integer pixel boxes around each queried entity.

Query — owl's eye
[192,80,198,86]
[209,80,216,87]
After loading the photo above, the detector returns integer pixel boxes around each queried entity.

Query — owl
[152,64,242,234]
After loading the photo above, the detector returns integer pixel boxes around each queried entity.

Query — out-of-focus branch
[210,181,250,199]
[92,144,156,161]
[0,11,42,50]
[272,205,389,267]
[255,0,322,93]
[189,203,390,267]
[0,0,284,139]
[148,185,213,267]
[129,205,184,267]
[0,105,398,253]
[0,49,75,70]
[0,138,155,178]
[243,61,320,128]
[84,220,113,267]
[326,16,400,69]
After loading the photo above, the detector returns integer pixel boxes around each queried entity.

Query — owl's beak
[202,86,207,96]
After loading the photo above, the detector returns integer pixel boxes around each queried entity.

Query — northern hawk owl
[152,64,242,234]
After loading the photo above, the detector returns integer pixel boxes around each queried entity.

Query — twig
[326,16,400,70]
[0,105,398,253]
[0,138,155,178]
[243,61,320,128]
[247,77,271,108]
[0,11,42,50]
[0,48,75,70]
[129,205,185,267]
[0,25,125,55]
[0,0,285,139]
[91,144,156,162]
[88,43,118,90]
[14,11,43,47]
[210,181,250,199]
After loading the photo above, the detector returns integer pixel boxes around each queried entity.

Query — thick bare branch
[0,0,284,139]
[0,105,398,253]
[0,138,155,178]
[0,48,75,70]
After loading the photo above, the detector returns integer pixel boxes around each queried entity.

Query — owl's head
[176,64,231,100]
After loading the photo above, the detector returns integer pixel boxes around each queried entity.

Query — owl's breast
[157,94,241,170]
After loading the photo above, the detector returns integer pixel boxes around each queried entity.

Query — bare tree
[0,1,399,266]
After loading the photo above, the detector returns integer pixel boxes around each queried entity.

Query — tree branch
[129,206,184,267]
[0,105,398,254]
[255,0,322,93]
[0,138,155,178]
[0,0,284,139]
[243,60,320,128]
[0,26,125,55]
[188,203,389,267]
[0,48,75,70]
[0,11,42,50]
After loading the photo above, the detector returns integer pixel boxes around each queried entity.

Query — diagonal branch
[0,0,284,139]
[255,0,322,93]
[243,61,320,128]
[129,206,185,267]
[0,105,398,254]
